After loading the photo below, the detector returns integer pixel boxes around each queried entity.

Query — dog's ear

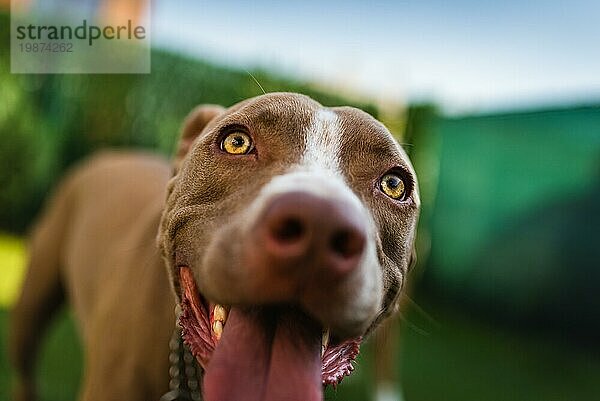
[174,104,225,171]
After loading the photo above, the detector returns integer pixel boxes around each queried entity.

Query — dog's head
[158,93,419,400]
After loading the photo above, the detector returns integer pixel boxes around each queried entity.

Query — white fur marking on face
[302,108,342,173]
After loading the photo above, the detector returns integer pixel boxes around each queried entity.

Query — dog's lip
[177,266,362,387]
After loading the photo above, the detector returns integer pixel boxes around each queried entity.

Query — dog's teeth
[213,304,228,324]
[212,320,223,340]
[321,329,330,356]
[211,304,227,340]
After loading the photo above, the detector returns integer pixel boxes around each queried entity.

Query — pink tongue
[203,307,323,401]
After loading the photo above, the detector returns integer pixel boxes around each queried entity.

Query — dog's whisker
[397,313,431,337]
[402,295,440,328]
[245,69,267,95]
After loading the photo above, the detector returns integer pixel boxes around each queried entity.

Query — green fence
[422,105,600,334]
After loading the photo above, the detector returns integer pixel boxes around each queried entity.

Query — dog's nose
[260,192,366,277]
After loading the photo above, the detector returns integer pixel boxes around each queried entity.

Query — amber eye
[380,173,406,200]
[221,131,252,154]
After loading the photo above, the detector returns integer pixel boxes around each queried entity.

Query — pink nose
[260,192,366,278]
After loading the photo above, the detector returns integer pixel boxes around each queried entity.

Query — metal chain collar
[159,307,203,401]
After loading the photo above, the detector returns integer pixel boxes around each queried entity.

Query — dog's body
[11,151,176,400]
[11,93,419,401]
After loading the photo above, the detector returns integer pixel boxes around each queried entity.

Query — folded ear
[174,104,225,170]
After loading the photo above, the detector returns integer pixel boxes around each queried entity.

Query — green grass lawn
[1,234,599,401]
[398,300,600,401]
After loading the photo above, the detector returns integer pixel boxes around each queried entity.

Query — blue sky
[153,0,600,113]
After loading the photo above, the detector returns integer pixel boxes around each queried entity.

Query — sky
[153,0,600,113]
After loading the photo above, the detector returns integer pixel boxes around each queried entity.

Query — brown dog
[10,93,419,401]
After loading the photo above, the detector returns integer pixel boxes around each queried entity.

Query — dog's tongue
[203,307,323,401]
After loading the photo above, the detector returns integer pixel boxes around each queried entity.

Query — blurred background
[1,1,599,400]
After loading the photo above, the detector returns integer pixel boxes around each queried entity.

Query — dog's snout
[261,192,366,277]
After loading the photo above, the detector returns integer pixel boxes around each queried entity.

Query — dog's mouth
[178,266,361,400]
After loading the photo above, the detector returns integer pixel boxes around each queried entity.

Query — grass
[398,300,600,401]
[1,236,599,401]
[0,309,83,401]
[0,233,26,307]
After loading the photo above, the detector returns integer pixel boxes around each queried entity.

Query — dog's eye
[221,131,252,155]
[380,173,406,200]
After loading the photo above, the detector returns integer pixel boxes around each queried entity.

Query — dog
[10,92,420,401]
